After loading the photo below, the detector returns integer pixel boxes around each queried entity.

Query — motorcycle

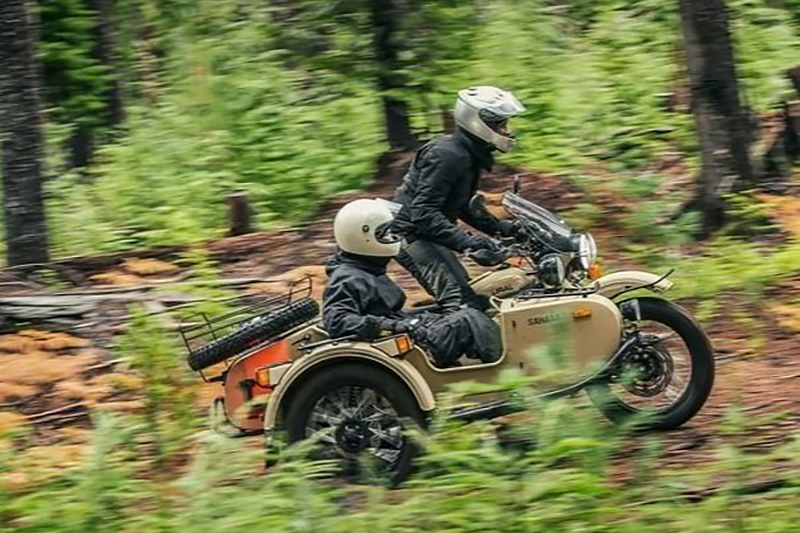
[183,186,715,484]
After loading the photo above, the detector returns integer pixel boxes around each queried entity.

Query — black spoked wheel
[588,297,715,430]
[284,363,423,486]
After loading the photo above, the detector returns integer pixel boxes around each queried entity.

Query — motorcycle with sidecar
[182,187,715,483]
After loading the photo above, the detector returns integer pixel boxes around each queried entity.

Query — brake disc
[619,340,675,397]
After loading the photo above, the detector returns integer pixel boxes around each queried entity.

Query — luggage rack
[516,285,599,300]
[178,277,313,380]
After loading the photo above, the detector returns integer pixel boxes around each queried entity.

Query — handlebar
[466,242,531,267]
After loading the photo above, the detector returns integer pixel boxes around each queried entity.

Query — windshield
[502,192,573,241]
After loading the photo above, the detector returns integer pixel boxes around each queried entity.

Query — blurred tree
[88,0,125,128]
[370,0,418,150]
[0,0,51,265]
[40,0,111,168]
[679,0,753,237]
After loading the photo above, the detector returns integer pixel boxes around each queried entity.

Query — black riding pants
[414,307,502,367]
[396,238,487,311]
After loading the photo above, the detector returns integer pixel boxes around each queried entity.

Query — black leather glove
[379,318,420,335]
[466,234,502,252]
[469,247,509,267]
[497,219,517,238]
[498,219,529,242]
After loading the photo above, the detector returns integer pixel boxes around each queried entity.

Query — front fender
[593,270,673,299]
[262,344,436,433]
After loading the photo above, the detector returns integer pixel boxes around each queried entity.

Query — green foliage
[33,0,800,255]
[666,236,800,302]
[46,0,383,253]
[722,192,780,236]
[39,0,110,130]
[163,247,239,322]
[1,415,147,533]
[730,0,800,107]
[117,305,198,459]
[4,393,800,531]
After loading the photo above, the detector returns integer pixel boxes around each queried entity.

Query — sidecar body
[210,269,671,437]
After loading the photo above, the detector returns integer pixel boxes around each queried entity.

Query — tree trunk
[679,0,754,237]
[89,0,124,128]
[0,0,51,266]
[786,66,800,97]
[370,0,418,151]
[227,192,253,236]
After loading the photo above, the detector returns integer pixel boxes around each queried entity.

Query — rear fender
[263,344,436,432]
[593,270,673,299]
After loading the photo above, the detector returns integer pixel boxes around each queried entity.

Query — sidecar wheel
[587,297,714,430]
[284,363,423,486]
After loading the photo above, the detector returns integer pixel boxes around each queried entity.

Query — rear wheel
[588,297,715,430]
[284,363,423,486]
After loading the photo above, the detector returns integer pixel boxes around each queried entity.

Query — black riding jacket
[392,129,503,252]
[322,253,405,341]
[322,251,502,367]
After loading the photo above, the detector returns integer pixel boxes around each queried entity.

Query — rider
[322,199,502,368]
[392,86,526,311]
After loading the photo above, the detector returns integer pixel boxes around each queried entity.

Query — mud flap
[211,396,261,438]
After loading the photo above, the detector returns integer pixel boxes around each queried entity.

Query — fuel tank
[499,293,622,382]
[471,267,532,298]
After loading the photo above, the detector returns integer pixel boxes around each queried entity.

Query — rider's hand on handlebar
[466,233,501,252]
[499,219,530,243]
[466,234,509,266]
[468,247,509,267]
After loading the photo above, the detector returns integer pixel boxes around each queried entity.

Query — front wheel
[587,297,715,430]
[283,363,424,486]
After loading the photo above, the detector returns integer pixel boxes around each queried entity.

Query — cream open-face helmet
[454,86,525,152]
[333,199,402,257]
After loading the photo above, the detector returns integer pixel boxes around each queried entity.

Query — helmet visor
[495,93,525,117]
[375,221,402,245]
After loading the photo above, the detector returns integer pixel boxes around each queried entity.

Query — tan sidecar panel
[499,294,622,379]
[262,343,437,433]
[400,294,622,394]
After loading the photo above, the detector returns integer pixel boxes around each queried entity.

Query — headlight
[578,233,597,270]
[538,253,566,288]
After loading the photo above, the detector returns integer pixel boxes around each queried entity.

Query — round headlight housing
[538,253,566,288]
[578,233,597,270]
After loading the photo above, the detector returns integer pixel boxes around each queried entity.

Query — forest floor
[1,151,799,485]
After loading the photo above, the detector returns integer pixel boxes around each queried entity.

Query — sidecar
[182,266,708,484]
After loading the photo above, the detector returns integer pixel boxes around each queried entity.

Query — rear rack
[178,277,313,377]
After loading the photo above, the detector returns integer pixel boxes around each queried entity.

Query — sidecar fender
[593,270,673,299]
[262,343,436,433]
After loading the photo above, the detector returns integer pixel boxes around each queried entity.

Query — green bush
[4,393,800,532]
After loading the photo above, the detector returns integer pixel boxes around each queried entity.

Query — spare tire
[187,297,319,371]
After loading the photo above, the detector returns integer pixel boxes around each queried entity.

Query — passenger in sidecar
[323,199,501,368]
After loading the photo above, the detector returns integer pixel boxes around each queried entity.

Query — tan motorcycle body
[470,266,673,299]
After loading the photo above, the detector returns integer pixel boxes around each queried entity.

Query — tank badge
[527,314,565,326]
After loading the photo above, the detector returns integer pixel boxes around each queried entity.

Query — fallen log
[26,402,87,421]
[0,276,303,324]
